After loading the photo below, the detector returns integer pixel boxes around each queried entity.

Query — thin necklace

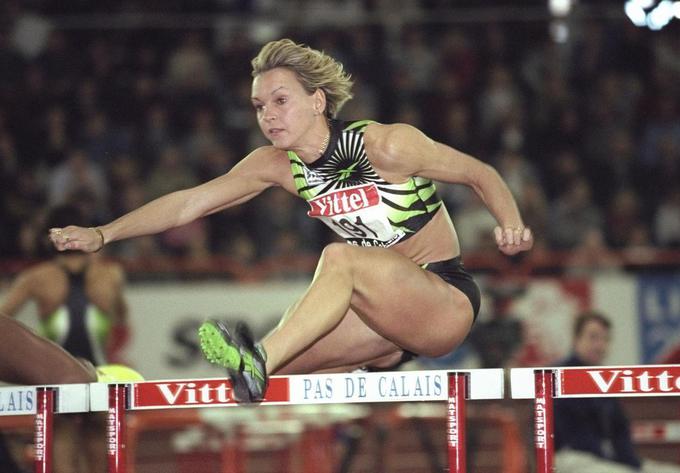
[318,127,330,157]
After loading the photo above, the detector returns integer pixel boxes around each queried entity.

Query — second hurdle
[512,364,680,473]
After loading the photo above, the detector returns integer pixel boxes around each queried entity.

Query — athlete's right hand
[49,226,105,253]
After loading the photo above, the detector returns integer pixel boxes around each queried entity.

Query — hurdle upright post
[447,371,468,473]
[108,384,128,473]
[533,369,555,473]
[34,387,55,473]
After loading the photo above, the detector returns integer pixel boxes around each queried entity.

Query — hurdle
[88,368,503,473]
[511,364,680,473]
[0,383,90,473]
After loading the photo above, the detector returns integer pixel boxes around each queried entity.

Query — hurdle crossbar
[88,368,503,473]
[511,364,680,473]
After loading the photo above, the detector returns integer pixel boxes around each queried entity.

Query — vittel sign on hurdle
[129,377,291,408]
[558,365,680,397]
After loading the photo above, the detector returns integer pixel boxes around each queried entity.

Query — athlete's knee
[319,243,356,272]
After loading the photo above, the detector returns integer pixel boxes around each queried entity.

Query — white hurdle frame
[511,364,680,473]
[0,383,90,473]
[87,369,504,473]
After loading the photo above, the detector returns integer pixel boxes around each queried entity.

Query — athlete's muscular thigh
[346,246,473,357]
[276,308,402,375]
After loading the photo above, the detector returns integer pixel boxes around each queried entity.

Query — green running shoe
[198,320,267,402]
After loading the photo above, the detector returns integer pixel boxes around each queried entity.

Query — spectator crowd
[1,1,679,268]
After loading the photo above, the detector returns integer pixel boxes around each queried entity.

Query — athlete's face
[574,319,610,365]
[251,67,321,150]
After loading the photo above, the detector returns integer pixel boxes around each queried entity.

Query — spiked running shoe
[198,320,267,403]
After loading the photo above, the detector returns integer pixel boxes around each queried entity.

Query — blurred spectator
[438,101,475,153]
[392,26,438,94]
[478,63,523,141]
[145,144,199,201]
[439,29,479,96]
[77,111,132,167]
[42,105,70,167]
[518,181,549,244]
[0,126,18,181]
[454,194,498,252]
[494,149,539,202]
[541,148,582,201]
[108,182,162,260]
[165,32,216,94]
[338,71,379,122]
[652,28,680,77]
[195,143,235,181]
[136,103,173,173]
[47,148,108,210]
[586,128,637,207]
[605,188,644,249]
[548,177,603,249]
[182,106,225,165]
[654,189,680,248]
[639,96,680,172]
[2,169,44,255]
[565,228,622,276]
[224,229,258,265]
[144,144,208,257]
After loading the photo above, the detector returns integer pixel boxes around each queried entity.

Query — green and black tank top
[40,268,111,366]
[288,119,443,247]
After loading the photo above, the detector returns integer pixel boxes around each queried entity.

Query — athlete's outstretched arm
[50,147,286,252]
[366,123,533,255]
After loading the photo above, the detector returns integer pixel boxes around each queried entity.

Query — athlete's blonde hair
[251,39,354,119]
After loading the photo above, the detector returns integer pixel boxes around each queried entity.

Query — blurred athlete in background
[1,203,136,472]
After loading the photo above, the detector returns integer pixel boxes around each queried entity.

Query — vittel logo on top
[132,378,290,408]
[157,382,232,405]
[590,369,680,393]
[308,184,379,217]
[561,366,680,396]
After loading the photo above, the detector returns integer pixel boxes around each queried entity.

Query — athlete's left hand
[494,226,533,256]
[49,225,104,253]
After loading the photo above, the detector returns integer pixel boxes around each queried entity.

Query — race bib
[307,183,404,247]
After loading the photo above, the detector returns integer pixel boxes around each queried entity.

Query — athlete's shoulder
[363,122,425,171]
[239,145,288,168]
[13,261,62,290]
[230,145,289,183]
[247,145,286,159]
[365,121,421,139]
[23,261,60,279]
[340,119,379,132]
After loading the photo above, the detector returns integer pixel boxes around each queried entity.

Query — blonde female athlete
[50,39,533,402]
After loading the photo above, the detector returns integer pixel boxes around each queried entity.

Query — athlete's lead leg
[262,243,474,374]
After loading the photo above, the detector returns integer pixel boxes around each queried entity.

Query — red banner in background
[512,279,591,366]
